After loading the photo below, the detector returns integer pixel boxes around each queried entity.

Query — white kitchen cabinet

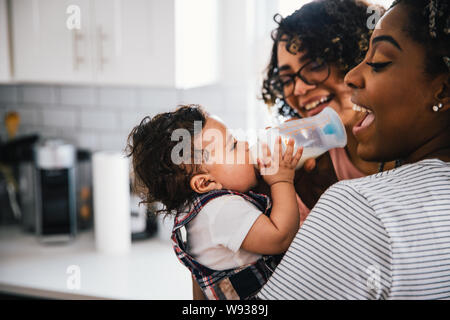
[91,0,175,86]
[11,0,94,83]
[0,0,12,82]
[10,0,218,87]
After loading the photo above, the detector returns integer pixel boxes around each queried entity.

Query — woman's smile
[351,102,375,137]
[300,94,335,117]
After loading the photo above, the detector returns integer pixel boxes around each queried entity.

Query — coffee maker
[35,139,77,242]
[0,134,39,227]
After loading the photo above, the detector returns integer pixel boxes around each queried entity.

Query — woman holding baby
[193,0,450,299]
[258,0,450,299]
[193,0,388,299]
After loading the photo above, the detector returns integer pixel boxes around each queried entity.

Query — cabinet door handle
[97,26,107,72]
[72,30,84,71]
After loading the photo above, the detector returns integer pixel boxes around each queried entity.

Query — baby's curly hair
[125,105,207,216]
[262,0,385,117]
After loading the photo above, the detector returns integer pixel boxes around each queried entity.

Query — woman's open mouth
[352,103,375,137]
[301,94,334,117]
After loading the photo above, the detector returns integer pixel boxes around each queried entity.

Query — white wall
[0,0,11,82]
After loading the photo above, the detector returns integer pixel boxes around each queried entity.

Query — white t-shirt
[185,194,262,271]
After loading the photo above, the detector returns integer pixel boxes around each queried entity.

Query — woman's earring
[432,103,443,112]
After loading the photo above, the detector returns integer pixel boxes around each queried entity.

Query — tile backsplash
[0,84,267,152]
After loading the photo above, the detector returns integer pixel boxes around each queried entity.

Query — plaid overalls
[172,189,280,300]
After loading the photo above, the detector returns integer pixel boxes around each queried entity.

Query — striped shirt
[258,159,450,300]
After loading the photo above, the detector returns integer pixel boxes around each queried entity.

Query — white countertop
[0,226,192,300]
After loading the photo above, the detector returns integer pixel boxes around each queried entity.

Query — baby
[126,105,303,300]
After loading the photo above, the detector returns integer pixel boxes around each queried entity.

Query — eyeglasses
[272,59,330,99]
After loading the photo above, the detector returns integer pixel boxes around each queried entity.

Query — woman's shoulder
[331,158,450,198]
[342,158,448,181]
[307,159,450,228]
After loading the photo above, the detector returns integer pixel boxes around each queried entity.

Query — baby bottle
[250,107,347,169]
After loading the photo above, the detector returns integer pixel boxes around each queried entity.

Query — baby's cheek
[245,166,258,187]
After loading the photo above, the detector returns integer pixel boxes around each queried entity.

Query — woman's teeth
[352,103,376,136]
[352,103,372,113]
[304,96,331,110]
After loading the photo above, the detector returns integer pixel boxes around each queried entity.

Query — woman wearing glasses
[260,0,393,221]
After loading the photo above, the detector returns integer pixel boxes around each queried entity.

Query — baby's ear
[190,173,222,193]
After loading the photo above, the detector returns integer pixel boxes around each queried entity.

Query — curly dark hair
[262,0,385,117]
[391,0,449,76]
[125,105,207,217]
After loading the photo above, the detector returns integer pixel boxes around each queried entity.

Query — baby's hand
[257,136,303,186]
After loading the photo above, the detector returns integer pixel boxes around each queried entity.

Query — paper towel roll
[93,152,131,254]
